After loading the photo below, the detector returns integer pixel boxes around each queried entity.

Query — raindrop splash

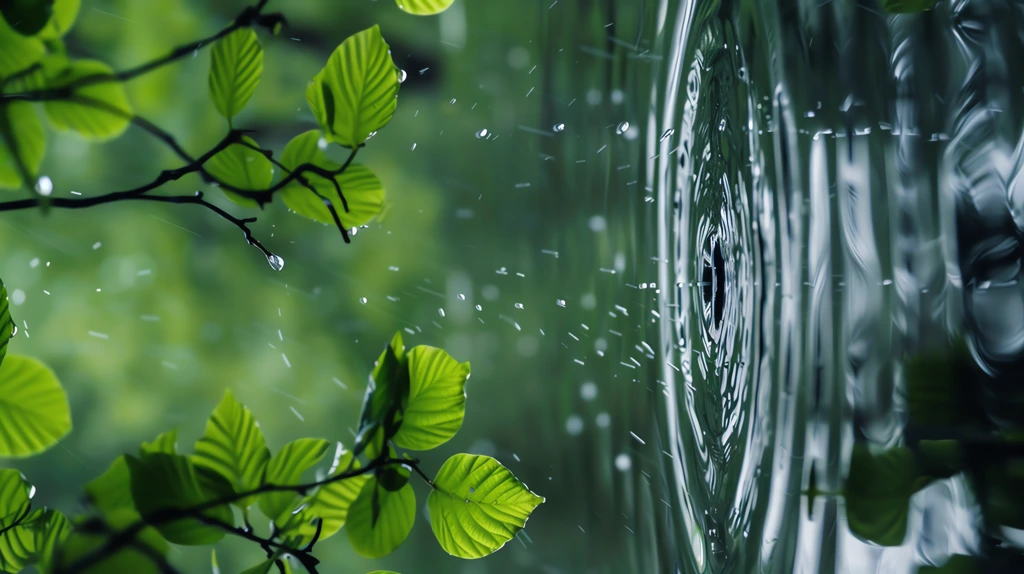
[475,128,489,138]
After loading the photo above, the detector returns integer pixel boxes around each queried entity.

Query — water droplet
[398,69,408,83]
[359,297,368,304]
[438,308,446,317]
[366,131,377,140]
[565,415,584,436]
[475,128,489,138]
[615,453,631,471]
[616,121,630,134]
[553,123,565,132]
[457,293,466,300]
[475,304,482,311]
[450,98,457,104]
[718,119,726,131]
[317,137,328,150]
[580,382,598,401]
[660,129,675,142]
[556,299,566,307]
[10,325,17,337]
[267,254,285,271]
[35,176,53,196]
[514,302,524,309]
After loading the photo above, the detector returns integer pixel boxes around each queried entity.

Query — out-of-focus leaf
[203,135,273,207]
[85,455,137,519]
[0,354,71,457]
[428,454,544,558]
[53,508,168,574]
[0,14,44,76]
[140,429,177,455]
[208,27,263,122]
[36,0,78,39]
[396,0,455,16]
[43,59,132,140]
[306,25,399,148]
[0,0,53,36]
[192,390,270,509]
[0,102,45,190]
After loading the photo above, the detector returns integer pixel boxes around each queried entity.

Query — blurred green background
[2,0,667,572]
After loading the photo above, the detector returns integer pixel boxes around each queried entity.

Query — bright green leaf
[0,0,54,35]
[53,508,168,574]
[396,0,455,16]
[883,0,938,13]
[192,390,270,509]
[43,59,132,140]
[428,454,544,559]
[209,27,263,122]
[0,354,71,457]
[240,559,276,574]
[0,102,45,190]
[279,130,385,228]
[0,14,44,77]
[27,507,70,572]
[37,0,78,39]
[0,468,30,519]
[0,278,13,367]
[276,447,369,544]
[126,452,234,545]
[0,508,35,573]
[203,135,273,207]
[392,346,469,451]
[354,334,409,458]
[140,428,177,455]
[306,25,399,148]
[346,476,415,559]
[844,444,936,546]
[258,437,330,522]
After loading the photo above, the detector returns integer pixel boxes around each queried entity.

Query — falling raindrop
[616,121,630,134]
[475,304,482,311]
[450,98,457,104]
[556,299,566,307]
[553,123,565,132]
[514,302,524,309]
[438,308,446,318]
[267,254,285,271]
[614,453,632,471]
[359,297,368,304]
[457,293,466,300]
[36,176,53,196]
[475,128,489,138]
[660,129,675,142]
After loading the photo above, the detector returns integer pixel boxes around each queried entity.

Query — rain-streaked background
[4,0,1022,572]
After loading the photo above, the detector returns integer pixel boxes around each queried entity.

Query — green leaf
[240,559,276,574]
[27,508,70,572]
[192,390,270,509]
[0,101,45,190]
[140,428,177,455]
[0,14,44,76]
[0,471,68,573]
[43,59,132,140]
[258,437,330,522]
[0,279,13,368]
[0,0,54,35]
[396,0,455,16]
[203,135,273,207]
[0,354,71,457]
[36,0,78,39]
[279,130,385,228]
[276,447,369,544]
[905,343,975,429]
[0,468,30,519]
[844,444,937,546]
[883,0,938,13]
[917,555,978,573]
[346,475,415,558]
[354,333,409,458]
[392,346,470,451]
[208,27,263,122]
[306,25,400,148]
[428,454,545,559]
[85,455,137,519]
[126,452,234,545]
[53,508,168,574]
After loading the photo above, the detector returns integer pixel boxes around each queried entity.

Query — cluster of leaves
[826,341,1024,572]
[0,330,543,573]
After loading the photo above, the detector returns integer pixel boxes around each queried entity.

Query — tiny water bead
[266,254,285,271]
[438,308,446,317]
[475,304,482,311]
[616,121,630,134]
[398,69,407,83]
[475,128,489,138]
[556,299,566,307]
[514,302,524,309]
[35,176,53,196]
[553,123,565,132]
[614,453,631,472]
[457,293,466,300]
[359,297,368,304]
[565,415,584,436]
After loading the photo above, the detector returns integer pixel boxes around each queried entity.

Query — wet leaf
[396,0,455,16]
[392,345,470,451]
[209,27,263,122]
[0,102,45,189]
[203,135,274,207]
[276,447,369,544]
[279,130,385,228]
[0,279,13,367]
[306,25,399,148]
[126,453,234,545]
[428,454,544,558]
[192,390,270,509]
[346,475,415,558]
[0,354,71,457]
[258,437,330,522]
[43,59,132,140]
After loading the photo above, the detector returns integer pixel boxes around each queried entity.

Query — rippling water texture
[544,0,1024,572]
